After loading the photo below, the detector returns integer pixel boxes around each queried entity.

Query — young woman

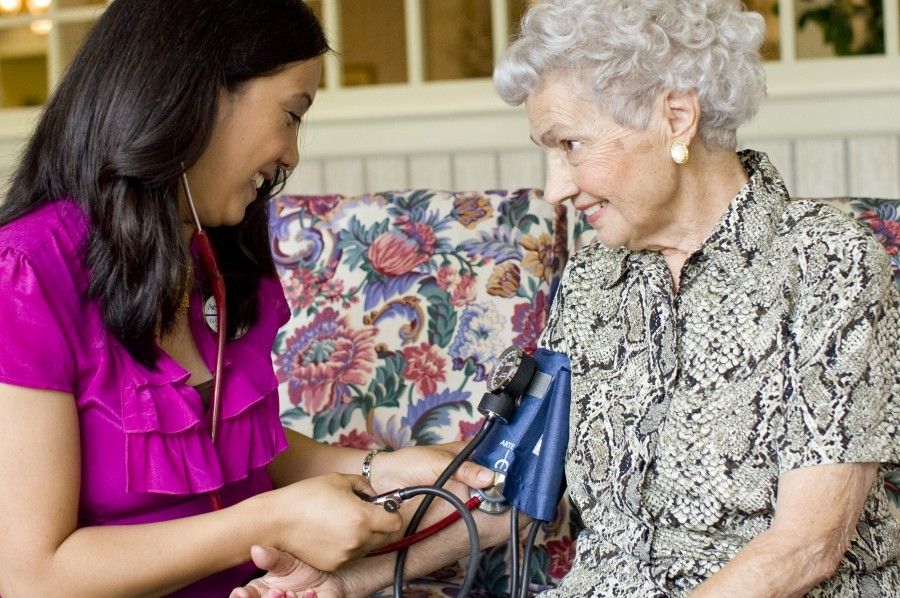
[0,1,502,595]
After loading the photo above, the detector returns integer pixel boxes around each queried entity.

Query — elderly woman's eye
[562,140,581,152]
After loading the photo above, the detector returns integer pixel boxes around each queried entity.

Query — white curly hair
[494,0,767,150]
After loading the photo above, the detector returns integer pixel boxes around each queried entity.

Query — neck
[653,147,749,289]
[181,222,196,247]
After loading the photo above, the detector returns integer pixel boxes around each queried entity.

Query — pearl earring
[670,140,689,165]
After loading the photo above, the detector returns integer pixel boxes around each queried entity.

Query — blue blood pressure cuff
[471,348,571,521]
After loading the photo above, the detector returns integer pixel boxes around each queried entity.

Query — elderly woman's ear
[658,89,701,156]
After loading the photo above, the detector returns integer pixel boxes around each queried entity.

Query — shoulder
[778,199,891,294]
[242,274,290,342]
[780,199,885,258]
[0,201,89,391]
[0,199,89,276]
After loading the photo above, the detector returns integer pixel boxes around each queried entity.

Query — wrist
[244,487,287,550]
[362,447,393,490]
[331,559,378,598]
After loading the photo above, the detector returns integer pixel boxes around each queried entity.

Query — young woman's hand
[229,545,343,598]
[265,473,402,571]
[367,442,496,495]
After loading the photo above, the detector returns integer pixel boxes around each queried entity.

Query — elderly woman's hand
[230,545,344,598]
[366,441,496,495]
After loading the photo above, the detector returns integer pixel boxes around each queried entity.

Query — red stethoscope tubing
[181,172,226,512]
[195,230,227,511]
[365,496,482,557]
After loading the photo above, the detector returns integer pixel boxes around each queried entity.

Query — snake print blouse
[539,151,899,597]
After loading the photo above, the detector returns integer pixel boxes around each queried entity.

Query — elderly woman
[492,0,899,596]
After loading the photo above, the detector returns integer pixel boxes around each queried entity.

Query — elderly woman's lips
[584,202,608,225]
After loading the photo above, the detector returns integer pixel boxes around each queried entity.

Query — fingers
[262,590,307,598]
[229,588,253,598]
[250,545,301,578]
[344,474,403,534]
[346,473,378,498]
[367,502,404,535]
[360,529,401,554]
[452,460,496,489]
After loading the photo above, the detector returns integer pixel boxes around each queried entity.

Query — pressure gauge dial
[486,345,536,398]
[487,346,524,393]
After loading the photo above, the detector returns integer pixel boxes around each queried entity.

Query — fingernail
[477,469,495,484]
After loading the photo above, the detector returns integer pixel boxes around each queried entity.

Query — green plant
[797,0,884,56]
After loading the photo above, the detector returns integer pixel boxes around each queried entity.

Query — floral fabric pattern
[270,189,572,594]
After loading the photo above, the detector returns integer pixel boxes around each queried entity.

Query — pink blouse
[0,199,291,596]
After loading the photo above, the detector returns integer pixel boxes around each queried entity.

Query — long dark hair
[0,0,328,365]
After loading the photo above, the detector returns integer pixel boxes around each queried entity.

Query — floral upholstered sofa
[268,190,899,596]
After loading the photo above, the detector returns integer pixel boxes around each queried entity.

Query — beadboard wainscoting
[282,135,900,199]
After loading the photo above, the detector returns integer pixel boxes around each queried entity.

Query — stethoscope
[181,172,539,595]
[180,171,228,512]
[357,346,543,598]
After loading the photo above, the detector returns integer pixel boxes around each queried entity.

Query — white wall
[274,55,900,199]
[2,57,899,200]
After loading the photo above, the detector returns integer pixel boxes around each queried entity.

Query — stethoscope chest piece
[471,473,510,514]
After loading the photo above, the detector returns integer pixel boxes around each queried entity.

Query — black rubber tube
[509,506,520,597]
[392,486,482,597]
[392,417,496,598]
[517,519,541,598]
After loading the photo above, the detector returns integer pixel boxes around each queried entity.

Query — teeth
[253,173,266,189]
[583,201,608,212]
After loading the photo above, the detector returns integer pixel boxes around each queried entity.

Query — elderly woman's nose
[543,152,578,204]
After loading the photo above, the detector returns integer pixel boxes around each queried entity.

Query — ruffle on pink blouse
[121,354,288,495]
[121,284,289,496]
[0,199,291,503]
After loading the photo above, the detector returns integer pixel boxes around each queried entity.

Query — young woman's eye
[287,111,302,126]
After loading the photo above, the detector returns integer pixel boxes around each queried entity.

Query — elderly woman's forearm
[336,506,518,597]
[689,528,845,597]
[336,480,524,596]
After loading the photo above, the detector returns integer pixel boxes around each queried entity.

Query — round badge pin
[203,296,219,331]
[202,296,248,339]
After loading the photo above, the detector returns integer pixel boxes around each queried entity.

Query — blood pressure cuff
[471,349,571,521]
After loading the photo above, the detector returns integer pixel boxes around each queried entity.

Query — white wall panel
[847,136,900,199]
[743,138,795,195]
[453,152,498,191]
[364,156,409,192]
[284,159,325,195]
[409,154,453,190]
[794,138,847,198]
[323,158,366,196]
[499,149,545,190]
